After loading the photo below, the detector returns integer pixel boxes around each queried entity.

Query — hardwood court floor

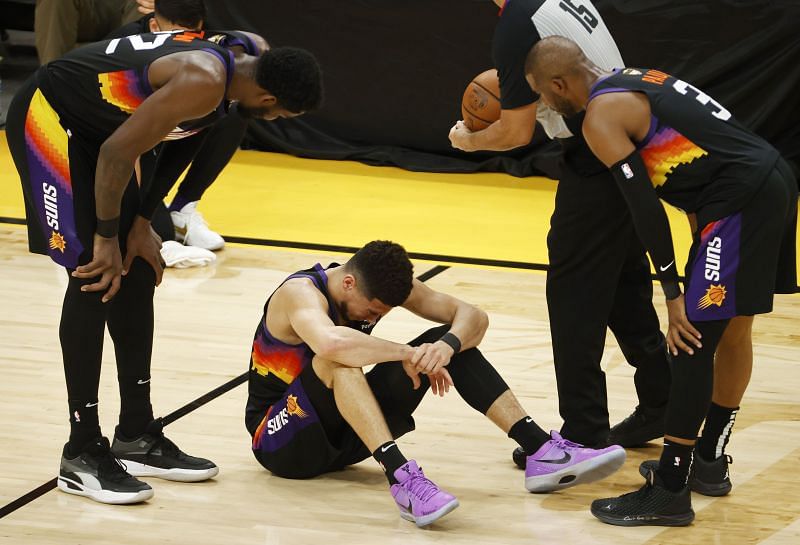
[1,225,799,545]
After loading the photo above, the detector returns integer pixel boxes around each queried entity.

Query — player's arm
[282,281,415,367]
[94,54,226,229]
[582,93,680,300]
[401,279,489,352]
[450,102,538,152]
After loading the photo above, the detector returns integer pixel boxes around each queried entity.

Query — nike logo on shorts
[659,260,675,272]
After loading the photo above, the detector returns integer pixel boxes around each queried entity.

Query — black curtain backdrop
[205,0,800,178]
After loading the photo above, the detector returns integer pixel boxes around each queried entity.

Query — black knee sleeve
[664,319,730,440]
[447,348,509,415]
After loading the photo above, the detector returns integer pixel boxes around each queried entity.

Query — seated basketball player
[245,240,626,528]
[524,37,798,526]
[5,30,323,504]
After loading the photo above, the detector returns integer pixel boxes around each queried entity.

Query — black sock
[373,441,408,484]
[508,416,551,454]
[67,399,101,455]
[656,440,694,492]
[697,403,738,461]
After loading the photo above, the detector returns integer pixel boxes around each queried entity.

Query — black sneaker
[591,470,694,526]
[608,405,665,447]
[639,454,733,496]
[111,419,219,482]
[57,437,154,504]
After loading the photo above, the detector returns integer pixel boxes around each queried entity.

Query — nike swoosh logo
[659,260,675,272]
[536,452,571,464]
[137,379,151,385]
[85,402,99,408]
[380,443,396,453]
[525,417,533,423]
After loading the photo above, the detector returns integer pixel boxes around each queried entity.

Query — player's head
[237,47,324,120]
[524,36,591,117]
[149,0,206,32]
[338,241,414,323]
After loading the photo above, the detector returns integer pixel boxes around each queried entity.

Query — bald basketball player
[451,0,672,458]
[524,36,797,526]
[5,30,323,504]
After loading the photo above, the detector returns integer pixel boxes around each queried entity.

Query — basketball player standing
[449,0,671,455]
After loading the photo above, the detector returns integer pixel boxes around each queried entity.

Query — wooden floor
[1,224,799,545]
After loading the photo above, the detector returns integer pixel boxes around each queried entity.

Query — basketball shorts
[250,359,428,479]
[5,75,141,270]
[685,158,798,322]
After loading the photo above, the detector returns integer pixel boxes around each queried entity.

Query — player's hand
[448,120,473,151]
[410,342,454,375]
[665,294,703,356]
[429,368,453,397]
[137,0,155,15]
[123,215,164,285]
[402,360,422,390]
[72,234,123,302]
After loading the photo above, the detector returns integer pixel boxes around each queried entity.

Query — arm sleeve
[610,151,681,299]
[138,132,205,220]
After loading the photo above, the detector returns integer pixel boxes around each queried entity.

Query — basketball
[461,69,501,131]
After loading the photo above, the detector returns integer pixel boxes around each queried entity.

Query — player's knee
[312,356,361,389]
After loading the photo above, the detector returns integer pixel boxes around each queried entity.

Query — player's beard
[551,95,579,118]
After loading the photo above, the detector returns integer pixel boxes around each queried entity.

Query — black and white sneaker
[639,453,733,496]
[111,419,218,482]
[591,470,694,527]
[57,437,153,504]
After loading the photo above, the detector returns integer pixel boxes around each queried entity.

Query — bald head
[524,36,587,84]
[523,36,601,117]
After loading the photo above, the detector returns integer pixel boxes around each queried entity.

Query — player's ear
[148,18,160,33]
[551,77,568,96]
[342,274,356,291]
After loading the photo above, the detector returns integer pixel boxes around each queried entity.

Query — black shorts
[685,158,798,322]
[250,326,447,479]
[5,76,141,270]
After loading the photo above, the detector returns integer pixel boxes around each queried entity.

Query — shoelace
[185,209,210,238]
[552,437,584,451]
[403,469,442,503]
[97,450,132,482]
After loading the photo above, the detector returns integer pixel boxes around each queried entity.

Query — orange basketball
[461,69,501,131]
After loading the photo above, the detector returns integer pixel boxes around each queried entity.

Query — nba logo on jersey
[621,163,634,179]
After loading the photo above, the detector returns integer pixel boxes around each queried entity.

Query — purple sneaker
[390,460,459,527]
[525,431,626,493]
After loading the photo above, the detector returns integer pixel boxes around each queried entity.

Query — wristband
[96,216,120,238]
[662,280,682,300]
[439,332,462,353]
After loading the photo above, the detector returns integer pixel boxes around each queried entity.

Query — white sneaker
[160,240,216,269]
[170,201,225,250]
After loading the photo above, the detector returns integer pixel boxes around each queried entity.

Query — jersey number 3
[672,79,732,121]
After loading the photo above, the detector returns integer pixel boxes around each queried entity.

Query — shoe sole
[400,498,460,528]
[120,460,219,482]
[57,476,153,505]
[526,448,626,493]
[637,461,732,496]
[591,507,695,527]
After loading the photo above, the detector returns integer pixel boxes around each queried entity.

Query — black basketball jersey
[589,68,780,219]
[245,264,378,435]
[36,30,236,143]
